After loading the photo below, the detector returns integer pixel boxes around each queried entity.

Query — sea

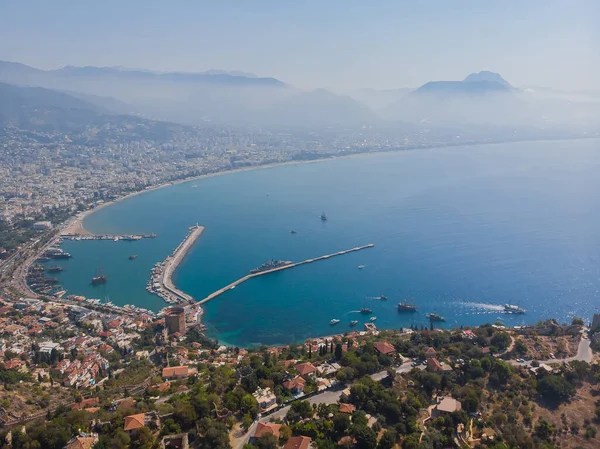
[47,139,600,347]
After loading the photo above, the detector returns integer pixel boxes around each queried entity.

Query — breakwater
[198,244,374,304]
[147,224,204,304]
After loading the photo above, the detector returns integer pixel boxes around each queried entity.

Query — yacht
[330,319,340,325]
[504,304,526,314]
[370,316,377,322]
[360,307,372,314]
[349,320,358,326]
[357,265,365,269]
[426,313,445,322]
[320,212,327,221]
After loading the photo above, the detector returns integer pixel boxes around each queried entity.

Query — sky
[0,0,599,91]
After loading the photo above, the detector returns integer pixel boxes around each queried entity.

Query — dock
[198,243,374,304]
[147,225,204,304]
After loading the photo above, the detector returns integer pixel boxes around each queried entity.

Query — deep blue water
[52,139,600,347]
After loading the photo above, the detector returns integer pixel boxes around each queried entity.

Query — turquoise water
[52,139,600,347]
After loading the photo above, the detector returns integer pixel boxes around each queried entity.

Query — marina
[61,233,157,241]
[147,224,204,304]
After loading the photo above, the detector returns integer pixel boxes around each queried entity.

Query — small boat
[230,286,236,290]
[398,299,418,311]
[330,319,340,325]
[349,320,358,326]
[427,313,445,322]
[379,295,387,300]
[504,304,525,314]
[128,255,137,260]
[357,265,365,269]
[320,212,327,221]
[370,316,377,322]
[290,230,297,234]
[360,307,372,314]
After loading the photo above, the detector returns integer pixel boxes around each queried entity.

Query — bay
[52,139,600,347]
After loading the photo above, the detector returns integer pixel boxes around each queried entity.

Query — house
[116,397,136,411]
[162,365,191,380]
[282,359,297,368]
[123,412,159,432]
[253,387,277,411]
[64,432,99,449]
[373,341,395,356]
[319,362,341,377]
[427,358,443,372]
[338,436,357,447]
[339,403,356,414]
[283,435,312,449]
[282,376,305,395]
[424,347,437,358]
[250,422,282,444]
[70,397,99,410]
[295,362,318,377]
[160,433,189,449]
[434,397,462,415]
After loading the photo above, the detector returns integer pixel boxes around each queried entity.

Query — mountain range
[0,61,598,130]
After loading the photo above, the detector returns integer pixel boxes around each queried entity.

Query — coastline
[66,136,600,235]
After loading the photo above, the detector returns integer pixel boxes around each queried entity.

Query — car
[411,362,417,367]
[516,358,525,363]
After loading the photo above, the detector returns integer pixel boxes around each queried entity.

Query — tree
[241,394,259,419]
[351,425,377,449]
[538,375,575,404]
[534,418,555,441]
[288,400,313,422]
[335,343,343,360]
[130,427,154,449]
[377,429,397,449]
[491,332,511,351]
[255,434,278,449]
[242,414,253,432]
[572,317,584,326]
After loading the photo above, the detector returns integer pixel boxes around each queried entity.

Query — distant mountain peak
[463,71,512,88]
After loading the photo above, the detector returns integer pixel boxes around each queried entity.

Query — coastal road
[235,362,415,449]
[509,334,593,367]
[235,389,345,449]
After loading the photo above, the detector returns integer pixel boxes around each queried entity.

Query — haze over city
[1,0,599,91]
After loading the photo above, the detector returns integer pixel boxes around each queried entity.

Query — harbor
[198,243,375,304]
[147,224,204,304]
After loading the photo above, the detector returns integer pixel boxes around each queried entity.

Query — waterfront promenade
[198,243,374,304]
[160,224,204,303]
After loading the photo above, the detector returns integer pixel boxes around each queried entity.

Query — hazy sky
[1,0,598,90]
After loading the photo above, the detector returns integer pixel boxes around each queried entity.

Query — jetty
[198,243,374,304]
[147,224,204,304]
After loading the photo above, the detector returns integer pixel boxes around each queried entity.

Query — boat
[113,237,119,242]
[349,320,358,326]
[357,265,365,269]
[397,299,418,311]
[504,304,526,314]
[290,230,297,234]
[370,316,377,322]
[426,313,445,322]
[249,260,293,274]
[320,212,327,221]
[379,295,387,300]
[46,266,65,273]
[129,255,137,260]
[330,319,340,325]
[92,268,107,286]
[45,248,72,259]
[360,307,372,314]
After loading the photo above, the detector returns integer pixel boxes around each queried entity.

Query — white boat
[370,316,377,322]
[358,265,365,269]
[330,319,340,325]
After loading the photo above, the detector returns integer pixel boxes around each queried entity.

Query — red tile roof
[427,358,443,372]
[282,376,305,391]
[295,362,317,376]
[253,422,282,439]
[123,413,146,431]
[283,435,312,449]
[162,366,189,378]
[339,403,356,414]
[373,341,395,355]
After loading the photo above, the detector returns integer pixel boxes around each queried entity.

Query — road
[234,361,415,449]
[509,334,593,367]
